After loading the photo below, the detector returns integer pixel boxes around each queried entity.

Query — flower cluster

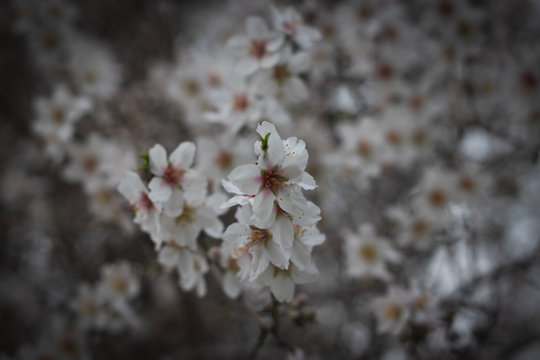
[118,142,224,297]
[222,121,325,301]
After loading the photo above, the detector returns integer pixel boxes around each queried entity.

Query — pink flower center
[283,21,297,36]
[258,167,287,194]
[162,165,184,186]
[249,40,267,59]
[248,227,271,244]
[139,192,154,210]
[233,94,250,112]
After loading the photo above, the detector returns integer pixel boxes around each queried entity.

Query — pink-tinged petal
[149,144,168,176]
[148,177,172,202]
[265,240,290,269]
[163,189,185,218]
[228,164,261,195]
[246,16,269,38]
[226,34,249,49]
[288,52,311,73]
[273,216,294,249]
[118,171,145,202]
[169,141,195,169]
[253,191,276,224]
[269,274,294,302]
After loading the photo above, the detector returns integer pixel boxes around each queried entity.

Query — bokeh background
[2,0,540,359]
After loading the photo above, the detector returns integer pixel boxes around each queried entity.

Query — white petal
[296,172,317,190]
[260,53,280,68]
[228,164,261,195]
[281,165,303,182]
[226,34,249,49]
[158,246,181,267]
[164,189,185,217]
[270,274,294,302]
[253,191,276,224]
[288,52,311,73]
[265,240,290,269]
[118,171,145,202]
[276,184,307,217]
[148,177,172,202]
[196,276,207,297]
[273,216,294,249]
[285,77,308,102]
[169,141,195,169]
[235,57,258,75]
[290,241,311,270]
[246,16,268,38]
[267,35,284,52]
[249,248,270,280]
[281,137,308,170]
[182,170,207,206]
[149,144,168,176]
[223,272,242,299]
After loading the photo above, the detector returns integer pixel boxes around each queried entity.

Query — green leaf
[139,152,150,171]
[260,132,271,152]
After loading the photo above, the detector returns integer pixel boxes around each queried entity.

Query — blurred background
[1,0,540,359]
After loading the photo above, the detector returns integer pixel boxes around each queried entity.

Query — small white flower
[62,134,111,192]
[32,85,91,159]
[98,262,140,302]
[257,262,319,302]
[159,246,209,297]
[222,206,291,282]
[205,79,264,133]
[372,287,410,335]
[147,142,207,217]
[343,224,400,281]
[271,6,321,49]
[224,121,315,224]
[159,197,223,250]
[68,36,122,99]
[227,16,284,75]
[118,171,162,247]
[71,284,104,330]
[254,46,311,103]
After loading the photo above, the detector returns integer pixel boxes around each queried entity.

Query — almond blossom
[227,16,284,75]
[224,121,316,225]
[271,6,321,49]
[147,142,207,218]
[118,171,161,247]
